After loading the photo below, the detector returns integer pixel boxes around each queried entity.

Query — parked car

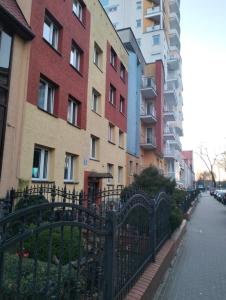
[217,190,226,204]
[210,188,215,196]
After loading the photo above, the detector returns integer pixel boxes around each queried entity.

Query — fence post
[103,211,116,300]
[152,208,156,262]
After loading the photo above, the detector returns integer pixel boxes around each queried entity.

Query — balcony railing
[146,6,161,16]
[140,135,157,150]
[164,149,177,159]
[141,76,157,98]
[140,107,157,124]
[146,24,161,32]
[164,127,176,140]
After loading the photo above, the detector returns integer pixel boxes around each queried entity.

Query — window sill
[64,181,79,185]
[70,63,83,77]
[37,106,58,118]
[93,62,103,73]
[119,145,125,150]
[91,109,102,117]
[108,140,116,145]
[120,111,127,118]
[90,158,100,162]
[110,63,117,72]
[109,101,116,108]
[67,121,81,129]
[32,180,55,184]
[42,38,62,57]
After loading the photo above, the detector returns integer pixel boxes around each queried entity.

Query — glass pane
[52,26,58,49]
[47,86,54,113]
[32,148,41,178]
[0,31,12,69]
[91,138,96,158]
[43,150,48,179]
[38,81,46,110]
[43,20,51,42]
[70,156,73,180]
[64,155,69,180]
[70,49,74,65]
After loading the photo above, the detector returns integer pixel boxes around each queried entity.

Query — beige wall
[126,154,141,186]
[0,37,31,197]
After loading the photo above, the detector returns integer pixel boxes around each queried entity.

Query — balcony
[140,135,156,150]
[146,24,161,32]
[164,127,176,141]
[175,121,183,136]
[141,76,157,98]
[164,109,176,122]
[145,6,161,22]
[169,0,180,17]
[168,138,182,151]
[170,13,180,35]
[169,30,181,50]
[140,108,157,124]
[164,149,177,160]
[164,84,177,106]
[167,55,180,71]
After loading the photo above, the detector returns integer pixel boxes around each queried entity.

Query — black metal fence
[0,185,184,300]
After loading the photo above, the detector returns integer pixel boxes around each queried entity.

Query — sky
[180,0,226,178]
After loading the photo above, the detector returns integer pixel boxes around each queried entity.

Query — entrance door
[88,179,100,204]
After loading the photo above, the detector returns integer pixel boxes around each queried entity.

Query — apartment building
[0,0,34,197]
[16,0,128,193]
[102,0,185,185]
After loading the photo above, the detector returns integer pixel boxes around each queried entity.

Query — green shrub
[2,253,79,299]
[170,205,183,232]
[24,226,80,265]
[15,195,48,211]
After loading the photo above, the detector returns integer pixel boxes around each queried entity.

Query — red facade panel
[155,60,164,155]
[27,0,90,129]
[105,42,128,133]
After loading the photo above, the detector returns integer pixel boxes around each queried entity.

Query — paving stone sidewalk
[157,192,226,300]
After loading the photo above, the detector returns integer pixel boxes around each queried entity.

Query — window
[32,147,48,180]
[147,127,153,144]
[70,43,82,71]
[107,163,113,184]
[108,123,115,143]
[94,42,103,69]
[92,88,100,113]
[136,19,141,28]
[73,0,83,22]
[119,96,125,114]
[129,161,133,175]
[118,166,123,184]
[90,136,98,159]
[119,130,124,148]
[109,84,116,105]
[38,78,55,114]
[146,101,154,115]
[153,34,160,45]
[64,154,74,182]
[108,5,117,12]
[110,47,117,68]
[136,38,141,47]
[43,15,59,49]
[135,163,139,174]
[67,98,80,126]
[136,1,142,9]
[120,63,126,81]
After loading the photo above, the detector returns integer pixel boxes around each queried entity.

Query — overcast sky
[180,0,226,177]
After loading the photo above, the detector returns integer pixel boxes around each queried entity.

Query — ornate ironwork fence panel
[155,192,171,252]
[0,187,107,300]
[104,192,155,300]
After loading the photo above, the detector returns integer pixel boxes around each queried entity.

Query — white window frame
[90,136,98,159]
[38,78,55,114]
[110,48,117,67]
[118,166,123,184]
[92,89,99,113]
[147,127,153,144]
[109,85,116,105]
[67,98,79,126]
[119,96,124,113]
[108,124,115,143]
[64,154,74,182]
[73,0,83,22]
[43,15,59,49]
[32,147,49,181]
[107,163,113,184]
[70,44,81,71]
[119,130,124,148]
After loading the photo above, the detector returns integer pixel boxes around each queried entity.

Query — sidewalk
[157,192,226,300]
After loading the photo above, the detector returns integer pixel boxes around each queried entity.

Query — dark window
[119,95,125,113]
[120,63,126,81]
[110,47,117,68]
[109,84,116,105]
[38,78,55,114]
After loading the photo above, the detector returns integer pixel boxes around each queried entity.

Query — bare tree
[218,151,226,171]
[195,146,218,187]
